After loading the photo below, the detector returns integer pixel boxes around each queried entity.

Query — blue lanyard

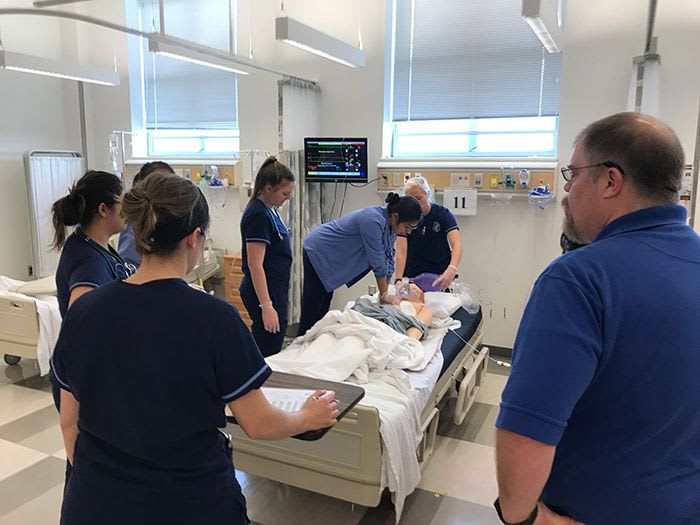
[266,206,289,241]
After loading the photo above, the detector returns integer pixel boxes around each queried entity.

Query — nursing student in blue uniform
[51,170,133,408]
[394,176,462,290]
[239,157,295,357]
[298,192,423,336]
[51,173,338,525]
[118,160,175,268]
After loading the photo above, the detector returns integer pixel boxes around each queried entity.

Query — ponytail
[122,172,210,258]
[249,156,295,205]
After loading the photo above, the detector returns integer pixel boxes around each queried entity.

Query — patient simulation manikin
[352,284,433,341]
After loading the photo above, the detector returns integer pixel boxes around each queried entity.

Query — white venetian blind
[139,0,238,130]
[391,0,562,122]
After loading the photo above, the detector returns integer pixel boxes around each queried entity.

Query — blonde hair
[404,175,432,201]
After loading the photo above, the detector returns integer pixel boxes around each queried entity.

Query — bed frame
[227,320,488,506]
[0,295,40,365]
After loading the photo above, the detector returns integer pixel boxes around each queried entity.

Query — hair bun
[385,192,401,205]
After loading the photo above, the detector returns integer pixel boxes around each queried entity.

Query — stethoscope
[78,229,136,279]
[261,200,290,241]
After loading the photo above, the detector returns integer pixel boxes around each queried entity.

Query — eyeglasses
[560,161,624,182]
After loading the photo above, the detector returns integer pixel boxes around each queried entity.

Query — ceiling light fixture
[275,16,365,68]
[148,35,252,75]
[522,0,562,54]
[0,48,119,85]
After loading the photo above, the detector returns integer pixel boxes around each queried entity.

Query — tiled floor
[0,356,510,524]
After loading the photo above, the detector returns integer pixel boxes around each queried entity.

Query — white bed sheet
[0,276,61,376]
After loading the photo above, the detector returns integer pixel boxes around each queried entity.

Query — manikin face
[263,180,295,208]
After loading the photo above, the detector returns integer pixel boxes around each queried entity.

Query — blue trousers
[297,249,334,336]
[239,276,287,357]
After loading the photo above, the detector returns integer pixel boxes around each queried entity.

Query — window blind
[391,0,561,122]
[139,0,238,130]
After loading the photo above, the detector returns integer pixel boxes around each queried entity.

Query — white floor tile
[0,482,63,525]
[419,436,498,508]
[475,373,508,406]
[52,448,67,461]
[0,439,48,482]
[0,385,53,427]
[18,425,64,456]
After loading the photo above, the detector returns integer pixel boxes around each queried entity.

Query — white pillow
[11,275,57,296]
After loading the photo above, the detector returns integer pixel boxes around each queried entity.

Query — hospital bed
[227,305,487,509]
[0,276,61,372]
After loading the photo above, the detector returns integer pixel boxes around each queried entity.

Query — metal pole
[644,0,658,54]
[78,81,89,166]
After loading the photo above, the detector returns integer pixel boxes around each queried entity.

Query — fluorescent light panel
[522,0,562,54]
[275,16,365,68]
[0,49,119,85]
[148,38,251,75]
[523,17,560,53]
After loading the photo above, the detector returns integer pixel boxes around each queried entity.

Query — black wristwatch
[494,499,538,525]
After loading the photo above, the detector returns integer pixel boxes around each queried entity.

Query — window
[126,0,239,158]
[386,0,561,158]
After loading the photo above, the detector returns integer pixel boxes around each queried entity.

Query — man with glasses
[494,113,700,525]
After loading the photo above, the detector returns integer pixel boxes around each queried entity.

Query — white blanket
[0,276,61,376]
[266,308,446,522]
[268,308,432,382]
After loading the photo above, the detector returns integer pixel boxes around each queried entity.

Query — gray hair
[404,175,432,200]
[574,112,684,205]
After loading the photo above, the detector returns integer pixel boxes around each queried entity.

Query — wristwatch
[493,499,538,525]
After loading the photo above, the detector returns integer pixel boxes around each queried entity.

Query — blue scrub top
[398,202,458,278]
[304,206,396,292]
[55,229,134,318]
[240,198,292,291]
[118,224,142,268]
[497,205,700,524]
[51,278,270,522]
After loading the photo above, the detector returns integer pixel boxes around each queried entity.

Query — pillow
[11,275,57,296]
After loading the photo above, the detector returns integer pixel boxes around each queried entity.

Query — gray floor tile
[0,360,40,386]
[14,374,52,393]
[0,406,58,444]
[487,359,511,376]
[428,496,500,525]
[437,401,493,444]
[358,488,444,525]
[0,456,66,517]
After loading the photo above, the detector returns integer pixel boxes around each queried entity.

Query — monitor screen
[304,138,368,183]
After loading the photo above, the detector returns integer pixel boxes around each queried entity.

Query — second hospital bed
[227,306,488,508]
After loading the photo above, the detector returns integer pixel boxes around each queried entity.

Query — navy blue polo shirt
[51,279,270,521]
[240,198,291,291]
[497,205,700,524]
[399,203,458,278]
[55,230,133,318]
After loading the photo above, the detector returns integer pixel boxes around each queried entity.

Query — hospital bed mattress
[440,307,482,375]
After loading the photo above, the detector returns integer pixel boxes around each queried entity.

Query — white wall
[0,0,82,279]
[1,0,698,347]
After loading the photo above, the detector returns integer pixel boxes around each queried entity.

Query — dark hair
[122,173,210,258]
[133,161,175,185]
[385,192,423,223]
[575,112,684,205]
[51,170,123,249]
[249,156,295,203]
